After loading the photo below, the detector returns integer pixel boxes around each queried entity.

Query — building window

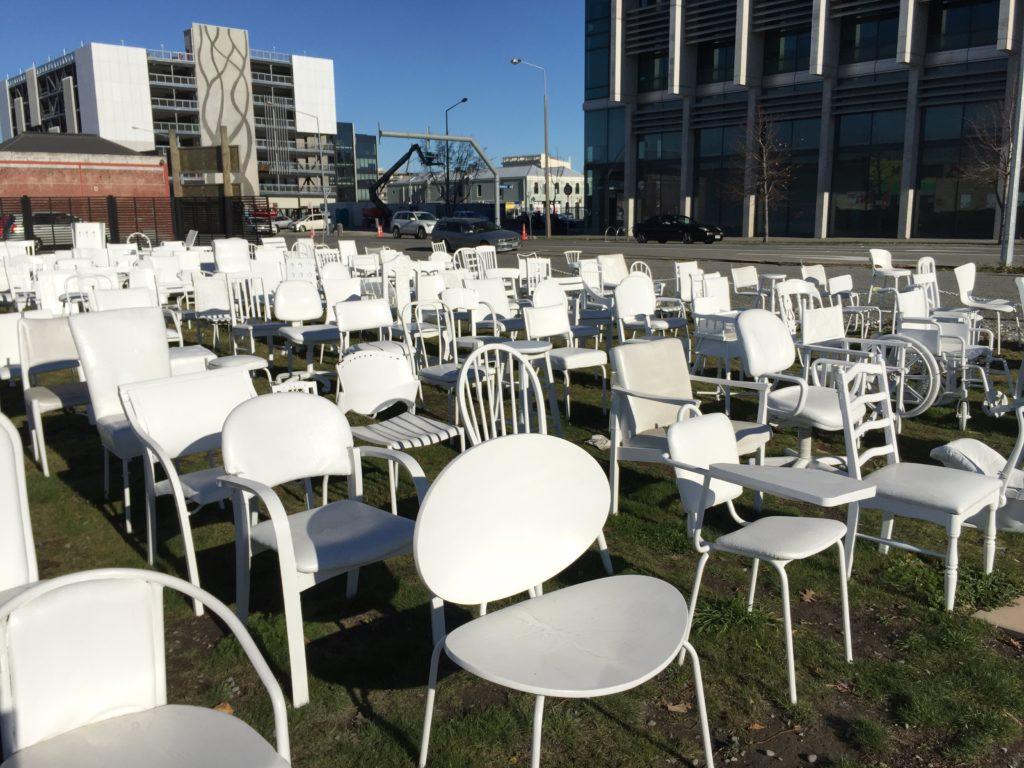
[575,183,580,194]
[830,109,905,237]
[585,0,611,99]
[696,41,735,84]
[534,182,539,194]
[754,117,820,238]
[915,101,1000,238]
[762,27,812,76]
[637,52,669,92]
[926,0,998,52]
[838,13,899,64]
[693,125,745,235]
[585,107,626,164]
[636,131,682,161]
[477,184,482,197]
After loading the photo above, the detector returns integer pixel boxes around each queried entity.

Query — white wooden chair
[416,433,713,768]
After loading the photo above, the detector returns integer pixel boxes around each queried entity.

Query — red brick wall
[0,157,170,198]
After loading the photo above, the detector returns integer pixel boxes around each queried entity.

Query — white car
[391,210,437,239]
[293,213,328,232]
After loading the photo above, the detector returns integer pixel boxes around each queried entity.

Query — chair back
[614,273,657,323]
[666,413,743,528]
[610,337,693,437]
[274,280,323,323]
[320,261,352,282]
[476,245,498,275]
[0,313,22,372]
[18,316,80,385]
[736,308,796,377]
[284,251,318,284]
[524,301,571,340]
[731,265,758,292]
[222,393,354,486]
[430,240,448,255]
[90,287,157,311]
[801,305,846,346]
[413,433,610,606]
[466,277,514,318]
[564,249,582,269]
[630,260,651,277]
[453,248,480,278]
[801,264,828,290]
[336,350,418,416]
[192,274,232,316]
[775,278,822,333]
[674,261,702,301]
[0,413,36,594]
[702,274,732,310]
[835,358,900,479]
[869,248,893,270]
[323,277,363,322]
[335,297,394,338]
[120,368,257,461]
[912,270,941,311]
[532,278,570,312]
[953,262,976,303]
[895,287,930,320]
[68,308,171,422]
[457,344,547,446]
[337,239,359,260]
[597,253,628,285]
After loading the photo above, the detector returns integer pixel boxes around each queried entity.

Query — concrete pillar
[13,97,25,134]
[897,0,924,66]
[624,105,636,232]
[742,89,759,238]
[24,68,40,128]
[810,0,831,76]
[61,76,78,133]
[814,77,835,238]
[668,0,684,94]
[611,0,625,102]
[897,68,922,239]
[680,95,694,216]
[998,0,1018,51]
[735,0,755,86]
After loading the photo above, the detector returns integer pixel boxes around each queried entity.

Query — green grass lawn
[9,326,1024,768]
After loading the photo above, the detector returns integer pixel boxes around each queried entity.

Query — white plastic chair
[212,237,253,275]
[953,262,1013,354]
[613,273,687,343]
[119,368,258,613]
[596,253,629,289]
[415,433,714,768]
[219,392,428,706]
[0,569,290,767]
[0,412,37,602]
[665,412,870,703]
[334,298,408,359]
[273,280,338,376]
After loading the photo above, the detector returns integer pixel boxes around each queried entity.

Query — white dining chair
[219,392,428,706]
[416,433,714,768]
[0,569,290,767]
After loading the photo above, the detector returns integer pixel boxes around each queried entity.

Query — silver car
[390,210,436,239]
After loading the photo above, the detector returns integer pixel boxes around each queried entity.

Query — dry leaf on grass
[799,589,817,603]
[213,701,234,714]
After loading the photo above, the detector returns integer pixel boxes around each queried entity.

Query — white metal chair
[597,253,629,289]
[665,412,870,703]
[416,433,713,768]
[0,569,290,767]
[219,392,428,707]
[273,280,339,377]
[563,249,581,273]
[608,337,771,515]
[18,316,91,477]
[69,308,172,532]
[334,298,408,359]
[0,412,37,603]
[731,265,766,306]
[119,368,258,613]
[613,273,688,343]
[835,359,1003,610]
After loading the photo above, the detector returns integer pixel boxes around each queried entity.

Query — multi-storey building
[334,122,379,203]
[1,22,338,210]
[584,0,1022,239]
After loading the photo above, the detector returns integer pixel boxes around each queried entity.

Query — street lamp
[444,97,469,217]
[511,57,551,238]
[293,108,332,243]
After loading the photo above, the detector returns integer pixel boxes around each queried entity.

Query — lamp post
[444,97,468,216]
[511,57,551,238]
[293,109,331,243]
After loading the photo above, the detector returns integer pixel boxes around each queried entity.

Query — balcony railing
[254,94,295,108]
[255,139,328,153]
[251,71,292,85]
[260,183,334,195]
[148,49,194,62]
[251,49,290,63]
[151,97,199,111]
[149,73,197,87]
[255,117,296,130]
[153,121,200,135]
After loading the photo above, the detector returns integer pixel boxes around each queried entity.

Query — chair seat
[97,415,144,459]
[629,419,770,457]
[479,317,526,334]
[1,704,287,768]
[24,381,90,413]
[864,463,1002,523]
[232,320,285,335]
[874,268,911,279]
[444,575,687,698]
[352,412,461,449]
[278,324,339,345]
[208,354,269,372]
[345,340,409,358]
[549,346,607,370]
[502,339,551,356]
[419,363,491,388]
[169,345,218,375]
[937,339,990,359]
[154,465,230,508]
[963,299,1014,313]
[767,385,862,431]
[570,325,601,340]
[484,267,520,280]
[250,499,413,573]
[714,516,847,561]
[455,335,506,351]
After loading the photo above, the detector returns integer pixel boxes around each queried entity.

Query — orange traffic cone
[521,222,528,241]
[376,219,383,238]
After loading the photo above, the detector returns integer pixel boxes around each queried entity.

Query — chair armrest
[706,462,876,507]
[611,385,701,409]
[218,474,296,557]
[764,372,808,417]
[355,446,430,505]
[690,375,770,393]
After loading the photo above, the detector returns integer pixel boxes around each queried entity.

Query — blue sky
[1,0,585,170]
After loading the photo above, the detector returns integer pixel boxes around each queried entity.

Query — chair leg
[681,640,716,768]
[418,640,446,768]
[747,558,760,611]
[280,572,310,707]
[32,404,49,477]
[609,447,621,515]
[944,526,961,611]
[680,551,710,661]
[122,457,132,534]
[837,543,853,663]
[595,532,614,575]
[387,459,398,515]
[235,531,252,622]
[878,513,894,555]
[530,695,545,768]
[771,561,798,704]
[983,503,997,574]
[844,503,860,578]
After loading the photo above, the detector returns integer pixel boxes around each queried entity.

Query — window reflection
[831,110,905,237]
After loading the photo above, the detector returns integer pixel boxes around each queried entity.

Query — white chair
[476,244,518,287]
[465,277,525,336]
[665,412,871,703]
[736,308,856,468]
[867,248,911,302]
[219,392,428,707]
[18,316,91,477]
[774,278,823,335]
[800,264,829,293]
[954,262,1013,354]
[212,237,252,275]
[91,287,184,346]
[731,265,766,306]
[835,359,1003,610]
[596,253,629,289]
[563,249,581,273]
[415,432,714,768]
[119,368,258,613]
[337,350,463,513]
[273,280,338,377]
[0,312,24,386]
[608,337,771,515]
[69,308,172,532]
[0,412,37,603]
[532,278,602,347]
[613,273,687,343]
[0,569,290,767]
[334,298,408,358]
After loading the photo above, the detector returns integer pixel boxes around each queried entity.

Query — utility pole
[1001,45,1024,266]
[444,97,468,217]
[511,58,552,238]
[294,109,331,242]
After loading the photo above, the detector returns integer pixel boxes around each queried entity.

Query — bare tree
[734,107,793,243]
[961,101,1015,243]
[426,141,484,215]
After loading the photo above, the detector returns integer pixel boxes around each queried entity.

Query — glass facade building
[582,0,1017,240]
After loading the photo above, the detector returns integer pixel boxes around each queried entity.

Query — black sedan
[633,215,723,244]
